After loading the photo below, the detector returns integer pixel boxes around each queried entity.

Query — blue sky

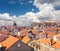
[0,0,39,16]
[0,0,60,16]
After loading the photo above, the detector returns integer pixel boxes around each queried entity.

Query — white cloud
[32,0,60,22]
[0,13,33,26]
[8,0,21,4]
[53,10,60,22]
[32,9,34,11]
[33,0,60,9]
[0,13,13,21]
[0,9,60,26]
[0,13,13,26]
[28,0,33,3]
[33,0,55,10]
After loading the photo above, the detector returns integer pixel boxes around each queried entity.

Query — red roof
[37,38,60,49]
[32,29,38,35]
[22,36,31,44]
[1,36,19,49]
[54,34,60,40]
[0,30,11,35]
[20,29,28,36]
[0,35,9,42]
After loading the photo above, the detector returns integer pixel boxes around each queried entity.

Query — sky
[0,0,60,26]
[0,0,39,16]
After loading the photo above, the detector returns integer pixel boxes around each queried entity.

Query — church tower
[13,21,17,26]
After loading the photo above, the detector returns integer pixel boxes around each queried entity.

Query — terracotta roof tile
[16,36,23,40]
[0,30,11,35]
[22,36,31,44]
[39,32,45,36]
[0,36,9,42]
[1,36,19,49]
[20,29,28,36]
[46,31,55,38]
[37,38,60,49]
[57,28,60,30]
[54,34,60,40]
[32,29,38,34]
[37,38,50,45]
[52,41,60,48]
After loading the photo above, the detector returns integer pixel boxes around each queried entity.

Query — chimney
[45,33,48,38]
[53,36,57,41]
[50,39,53,47]
[18,32,20,36]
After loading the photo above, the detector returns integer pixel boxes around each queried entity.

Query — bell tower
[13,21,17,26]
